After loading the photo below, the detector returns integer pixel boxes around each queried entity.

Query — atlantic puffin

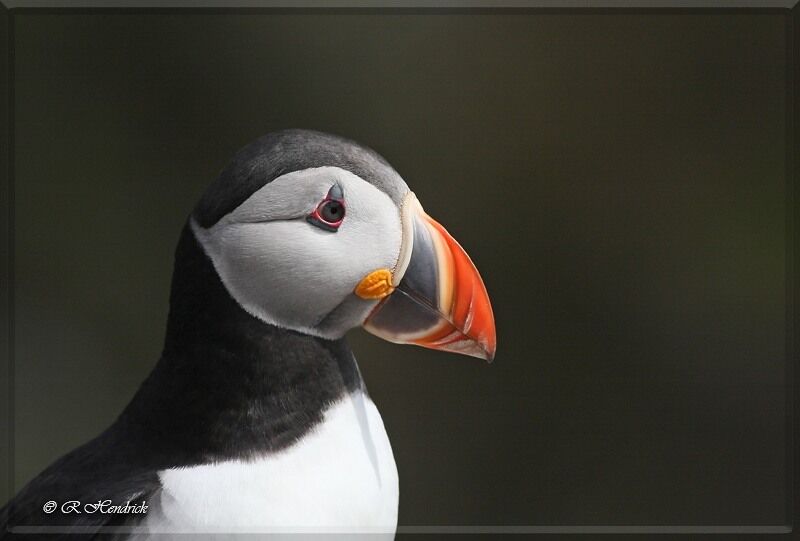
[0,129,496,538]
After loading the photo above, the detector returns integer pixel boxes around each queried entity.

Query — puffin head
[190,129,496,361]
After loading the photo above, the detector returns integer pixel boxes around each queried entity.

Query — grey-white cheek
[190,197,402,338]
[201,222,327,331]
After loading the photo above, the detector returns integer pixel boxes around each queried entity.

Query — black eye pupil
[320,200,344,223]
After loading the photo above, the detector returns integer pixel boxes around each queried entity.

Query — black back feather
[1,225,363,539]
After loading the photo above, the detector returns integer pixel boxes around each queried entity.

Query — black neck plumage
[115,222,362,466]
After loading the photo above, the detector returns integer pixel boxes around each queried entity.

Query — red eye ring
[307,185,346,232]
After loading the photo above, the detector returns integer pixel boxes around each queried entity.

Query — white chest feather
[137,391,398,537]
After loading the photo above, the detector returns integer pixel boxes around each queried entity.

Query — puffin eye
[307,185,346,232]
[319,200,344,223]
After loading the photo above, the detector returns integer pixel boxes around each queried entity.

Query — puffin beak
[357,193,496,361]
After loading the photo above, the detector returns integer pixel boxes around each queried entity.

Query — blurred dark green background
[2,10,790,527]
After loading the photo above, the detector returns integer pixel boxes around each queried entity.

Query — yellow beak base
[354,268,396,300]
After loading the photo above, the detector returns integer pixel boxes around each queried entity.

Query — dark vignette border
[0,3,795,539]
[0,0,11,538]
[789,4,798,539]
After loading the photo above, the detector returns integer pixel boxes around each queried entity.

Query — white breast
[136,391,398,537]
